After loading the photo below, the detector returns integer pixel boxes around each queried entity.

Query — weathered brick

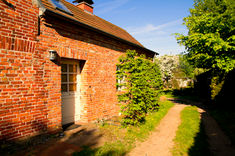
[0,0,154,141]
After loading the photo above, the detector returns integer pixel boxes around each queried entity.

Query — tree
[155,55,179,88]
[176,0,235,73]
[156,55,197,89]
[116,50,163,125]
[179,54,196,79]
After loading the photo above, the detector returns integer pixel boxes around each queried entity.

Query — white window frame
[61,61,79,96]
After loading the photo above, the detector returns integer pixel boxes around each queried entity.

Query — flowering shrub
[155,55,179,88]
[155,54,198,89]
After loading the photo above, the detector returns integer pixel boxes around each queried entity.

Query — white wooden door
[61,60,80,125]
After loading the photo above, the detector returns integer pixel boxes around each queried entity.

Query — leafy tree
[176,0,235,73]
[116,50,163,125]
[179,54,196,79]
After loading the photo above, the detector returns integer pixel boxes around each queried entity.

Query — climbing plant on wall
[116,50,163,125]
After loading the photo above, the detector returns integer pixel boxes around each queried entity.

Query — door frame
[61,59,81,125]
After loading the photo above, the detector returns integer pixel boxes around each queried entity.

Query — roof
[73,0,94,5]
[39,0,157,55]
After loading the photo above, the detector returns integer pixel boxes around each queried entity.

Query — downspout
[32,0,47,35]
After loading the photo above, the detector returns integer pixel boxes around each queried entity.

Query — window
[49,0,73,15]
[61,64,78,93]
[116,66,125,91]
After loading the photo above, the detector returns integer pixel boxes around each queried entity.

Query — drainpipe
[32,0,47,35]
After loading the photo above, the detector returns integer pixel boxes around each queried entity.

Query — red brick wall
[0,0,61,141]
[39,15,125,123]
[0,1,154,141]
[39,14,154,123]
[77,3,93,14]
[0,0,38,40]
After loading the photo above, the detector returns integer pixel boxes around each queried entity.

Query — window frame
[116,66,125,91]
[61,63,79,95]
[49,0,73,15]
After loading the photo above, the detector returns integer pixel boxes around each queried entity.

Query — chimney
[73,0,94,14]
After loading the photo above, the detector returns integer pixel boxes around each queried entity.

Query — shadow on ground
[74,146,127,156]
[64,126,103,148]
[0,124,106,156]
[169,97,235,156]
[188,114,210,156]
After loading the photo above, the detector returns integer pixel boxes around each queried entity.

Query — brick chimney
[73,0,94,14]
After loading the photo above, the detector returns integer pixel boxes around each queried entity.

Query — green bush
[210,75,225,100]
[194,69,228,103]
[116,50,163,125]
[213,69,235,107]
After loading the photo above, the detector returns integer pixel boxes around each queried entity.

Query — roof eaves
[37,0,158,55]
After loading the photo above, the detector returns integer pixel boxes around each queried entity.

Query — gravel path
[128,104,186,156]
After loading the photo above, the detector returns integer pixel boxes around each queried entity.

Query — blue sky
[67,0,195,55]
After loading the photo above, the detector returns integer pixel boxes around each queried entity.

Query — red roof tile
[40,0,144,47]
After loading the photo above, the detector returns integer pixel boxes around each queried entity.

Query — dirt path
[11,98,235,156]
[128,98,235,156]
[198,108,235,156]
[128,104,186,156]
[170,98,235,156]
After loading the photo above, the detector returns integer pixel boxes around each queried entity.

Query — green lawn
[172,106,210,156]
[74,100,174,156]
[163,89,203,103]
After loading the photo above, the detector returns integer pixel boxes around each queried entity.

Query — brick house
[0,0,156,141]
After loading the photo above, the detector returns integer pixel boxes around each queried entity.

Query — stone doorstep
[60,124,86,142]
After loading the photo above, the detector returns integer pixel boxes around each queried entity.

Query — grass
[163,89,203,103]
[165,89,235,146]
[73,100,174,156]
[209,109,235,145]
[172,106,210,156]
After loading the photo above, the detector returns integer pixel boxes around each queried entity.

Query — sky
[67,0,195,55]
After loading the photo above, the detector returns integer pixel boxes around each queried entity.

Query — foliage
[155,55,179,84]
[193,69,229,101]
[156,54,198,89]
[179,54,196,79]
[172,106,210,156]
[74,100,174,156]
[210,73,225,100]
[212,69,235,106]
[176,0,235,73]
[116,50,163,125]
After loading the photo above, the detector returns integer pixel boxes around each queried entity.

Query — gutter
[36,0,158,56]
